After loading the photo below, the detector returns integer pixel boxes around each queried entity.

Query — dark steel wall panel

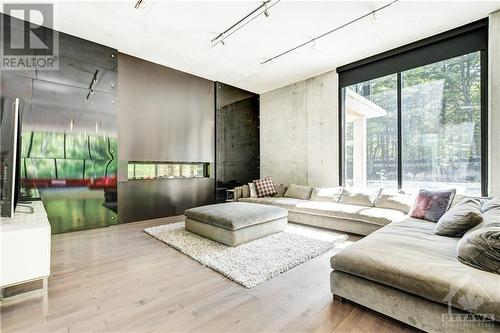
[117,53,215,222]
[117,53,214,164]
[118,177,214,223]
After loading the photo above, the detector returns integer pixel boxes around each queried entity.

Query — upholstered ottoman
[184,202,288,246]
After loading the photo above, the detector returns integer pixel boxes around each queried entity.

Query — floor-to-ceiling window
[401,52,482,195]
[339,20,487,196]
[344,74,398,190]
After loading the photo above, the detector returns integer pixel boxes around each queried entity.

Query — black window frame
[337,18,489,196]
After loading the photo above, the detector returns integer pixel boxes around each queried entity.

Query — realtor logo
[442,275,496,328]
[1,3,59,70]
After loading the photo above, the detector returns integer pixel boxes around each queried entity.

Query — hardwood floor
[1,217,418,333]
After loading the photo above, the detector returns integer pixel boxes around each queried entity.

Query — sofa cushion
[239,197,307,211]
[482,196,500,213]
[331,218,500,317]
[253,177,277,197]
[338,188,381,207]
[184,202,287,231]
[248,183,257,198]
[457,223,500,274]
[483,205,500,225]
[434,198,483,237]
[284,184,313,200]
[274,184,288,197]
[410,189,456,222]
[374,191,415,214]
[292,201,406,226]
[310,186,343,202]
[241,184,250,198]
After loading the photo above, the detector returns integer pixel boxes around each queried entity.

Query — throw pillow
[274,184,288,197]
[248,183,257,198]
[284,184,313,200]
[253,177,277,197]
[374,190,415,214]
[457,224,500,274]
[241,184,250,198]
[434,198,483,237]
[338,188,381,207]
[483,205,500,226]
[482,196,500,213]
[310,186,343,202]
[410,189,456,222]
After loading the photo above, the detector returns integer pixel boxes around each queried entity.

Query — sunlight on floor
[286,223,354,248]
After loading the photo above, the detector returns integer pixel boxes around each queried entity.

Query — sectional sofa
[234,183,500,332]
[234,184,413,235]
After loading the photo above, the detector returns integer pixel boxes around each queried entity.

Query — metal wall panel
[118,177,214,223]
[117,53,214,165]
[117,53,215,222]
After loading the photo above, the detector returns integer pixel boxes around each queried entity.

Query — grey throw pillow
[273,184,288,197]
[248,183,257,198]
[482,196,500,213]
[457,224,500,274]
[241,184,250,198]
[434,198,483,237]
[284,184,313,200]
[310,186,343,202]
[374,190,415,214]
[339,188,381,207]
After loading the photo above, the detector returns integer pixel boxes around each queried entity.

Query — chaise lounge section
[330,202,500,332]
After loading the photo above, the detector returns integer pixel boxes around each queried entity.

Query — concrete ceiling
[5,1,500,93]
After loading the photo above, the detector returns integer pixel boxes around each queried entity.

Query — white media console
[0,201,51,301]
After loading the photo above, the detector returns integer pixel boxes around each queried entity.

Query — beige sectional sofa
[331,210,500,332]
[235,183,499,332]
[234,184,411,235]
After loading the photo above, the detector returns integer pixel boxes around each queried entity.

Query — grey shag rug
[144,222,347,288]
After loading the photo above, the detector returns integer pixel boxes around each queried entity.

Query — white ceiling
[5,0,500,93]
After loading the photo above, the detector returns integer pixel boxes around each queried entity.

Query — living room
[1,1,499,332]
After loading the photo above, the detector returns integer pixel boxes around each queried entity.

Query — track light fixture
[211,0,278,47]
[261,0,399,64]
[134,0,144,9]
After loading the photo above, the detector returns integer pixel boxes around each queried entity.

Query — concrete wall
[489,10,500,196]
[260,71,339,186]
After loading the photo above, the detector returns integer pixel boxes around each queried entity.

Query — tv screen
[0,97,21,218]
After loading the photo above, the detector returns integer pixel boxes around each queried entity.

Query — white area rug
[144,222,348,288]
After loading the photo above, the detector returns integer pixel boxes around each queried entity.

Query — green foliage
[345,51,481,190]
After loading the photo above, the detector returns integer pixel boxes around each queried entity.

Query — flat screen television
[0,97,21,218]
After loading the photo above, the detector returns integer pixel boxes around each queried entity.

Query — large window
[344,74,398,189]
[401,53,481,195]
[339,20,487,196]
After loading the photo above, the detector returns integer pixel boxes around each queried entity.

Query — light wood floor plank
[1,216,419,333]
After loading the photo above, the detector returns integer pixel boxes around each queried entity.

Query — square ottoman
[184,202,288,246]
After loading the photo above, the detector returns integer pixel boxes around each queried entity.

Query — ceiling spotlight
[134,0,144,9]
[264,2,270,17]
[370,11,377,24]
